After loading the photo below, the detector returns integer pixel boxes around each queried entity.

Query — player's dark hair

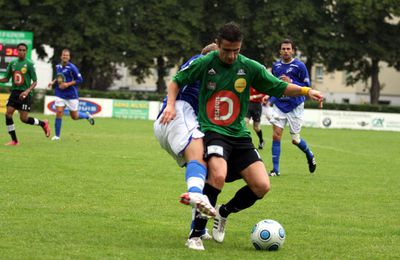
[280,39,296,51]
[217,22,243,43]
[17,43,28,50]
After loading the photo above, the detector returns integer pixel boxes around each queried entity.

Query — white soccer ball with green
[250,219,285,251]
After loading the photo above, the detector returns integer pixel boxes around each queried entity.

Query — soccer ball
[250,219,285,251]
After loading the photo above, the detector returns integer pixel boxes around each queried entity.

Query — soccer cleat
[51,136,60,141]
[42,120,51,137]
[307,154,316,173]
[86,112,95,125]
[189,228,212,240]
[185,237,204,250]
[212,205,227,243]
[180,192,216,218]
[5,140,19,146]
[268,170,280,177]
[200,229,212,240]
[258,140,265,150]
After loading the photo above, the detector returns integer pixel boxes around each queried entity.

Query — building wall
[312,62,400,105]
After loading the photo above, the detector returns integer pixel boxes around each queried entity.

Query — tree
[0,0,141,90]
[124,0,205,94]
[323,0,400,104]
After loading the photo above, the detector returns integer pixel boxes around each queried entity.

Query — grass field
[1,114,399,259]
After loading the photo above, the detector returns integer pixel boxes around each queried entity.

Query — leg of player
[253,122,264,149]
[53,106,64,140]
[214,161,269,243]
[187,156,225,250]
[5,107,18,146]
[270,125,283,176]
[181,138,216,218]
[19,110,50,138]
[292,134,316,173]
[70,109,95,125]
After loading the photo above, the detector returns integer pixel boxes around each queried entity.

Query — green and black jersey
[173,51,288,138]
[4,58,37,95]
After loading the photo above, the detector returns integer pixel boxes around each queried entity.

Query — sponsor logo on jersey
[56,73,65,84]
[47,99,102,115]
[208,68,216,75]
[206,90,240,126]
[13,71,25,86]
[234,78,246,93]
[237,69,246,76]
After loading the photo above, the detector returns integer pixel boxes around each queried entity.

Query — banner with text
[112,100,149,119]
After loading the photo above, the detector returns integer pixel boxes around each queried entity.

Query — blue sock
[272,140,281,172]
[55,118,62,137]
[185,160,207,194]
[297,139,313,159]
[78,112,89,119]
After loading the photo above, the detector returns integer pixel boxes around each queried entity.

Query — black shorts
[246,102,262,123]
[6,90,32,111]
[204,131,262,182]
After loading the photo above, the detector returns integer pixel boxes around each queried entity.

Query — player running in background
[0,43,50,145]
[245,87,266,149]
[267,39,316,176]
[161,22,323,250]
[48,49,94,141]
[154,43,219,237]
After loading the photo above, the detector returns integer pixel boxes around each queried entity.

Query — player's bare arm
[159,81,179,124]
[283,83,323,103]
[19,81,37,100]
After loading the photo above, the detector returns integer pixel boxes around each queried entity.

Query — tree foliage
[0,0,399,102]
[322,0,400,104]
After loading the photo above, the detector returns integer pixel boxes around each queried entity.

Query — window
[315,66,323,82]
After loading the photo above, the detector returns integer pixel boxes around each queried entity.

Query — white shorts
[269,103,304,134]
[153,100,204,167]
[55,97,79,111]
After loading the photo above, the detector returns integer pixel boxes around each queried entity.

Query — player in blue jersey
[154,43,219,240]
[267,39,317,176]
[48,49,94,141]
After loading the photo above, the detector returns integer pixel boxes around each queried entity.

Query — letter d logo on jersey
[206,90,240,126]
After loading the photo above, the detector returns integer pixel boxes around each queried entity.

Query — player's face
[17,46,27,59]
[61,51,71,64]
[280,43,294,62]
[218,39,241,65]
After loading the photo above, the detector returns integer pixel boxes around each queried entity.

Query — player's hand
[160,103,176,125]
[59,82,68,89]
[19,91,29,100]
[279,75,292,83]
[48,82,53,89]
[308,89,324,103]
[261,95,269,104]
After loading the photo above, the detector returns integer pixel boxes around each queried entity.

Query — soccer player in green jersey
[160,22,323,250]
[0,43,51,146]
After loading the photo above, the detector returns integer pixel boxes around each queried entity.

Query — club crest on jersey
[234,78,247,93]
[237,69,246,76]
[21,67,27,74]
[208,68,216,75]
[286,68,294,74]
[207,82,216,90]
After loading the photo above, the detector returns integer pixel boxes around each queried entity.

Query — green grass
[1,114,399,259]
